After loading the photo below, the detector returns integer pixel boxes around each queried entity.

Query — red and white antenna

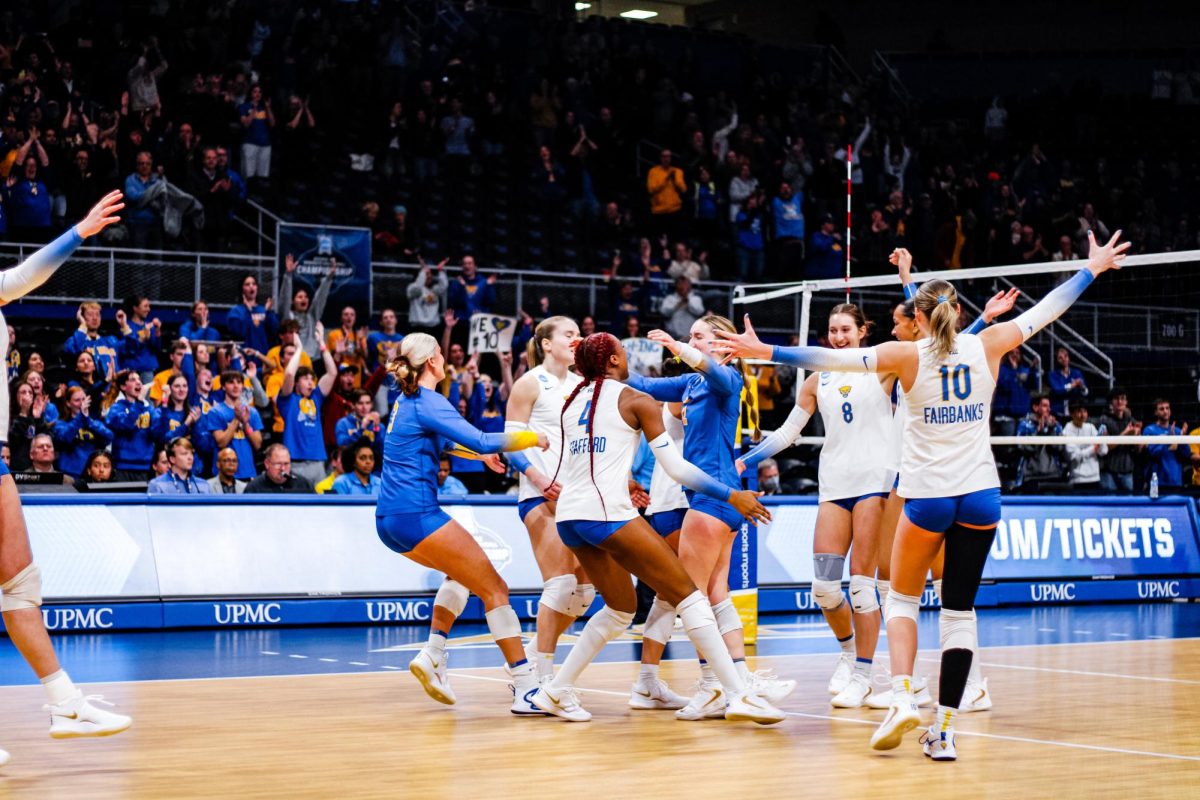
[845,143,853,301]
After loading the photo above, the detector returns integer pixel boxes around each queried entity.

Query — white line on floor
[261,651,279,655]
[917,656,1200,685]
[1037,628,1056,632]
[319,658,338,663]
[288,654,307,659]
[1073,630,1093,635]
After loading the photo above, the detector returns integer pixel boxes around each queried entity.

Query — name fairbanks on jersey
[922,402,988,425]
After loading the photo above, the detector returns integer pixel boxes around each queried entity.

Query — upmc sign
[985,499,1200,580]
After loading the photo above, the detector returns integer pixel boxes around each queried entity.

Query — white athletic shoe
[831,673,873,708]
[531,685,592,722]
[510,674,549,716]
[869,695,922,751]
[866,683,934,710]
[827,652,854,695]
[920,725,958,761]
[0,747,10,767]
[629,675,688,710]
[674,681,728,721]
[724,689,786,725]
[746,669,797,704]
[959,677,992,713]
[46,694,132,739]
[408,648,456,706]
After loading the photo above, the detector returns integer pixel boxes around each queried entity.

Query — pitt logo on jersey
[298,397,318,422]
[838,385,852,398]
[136,411,151,429]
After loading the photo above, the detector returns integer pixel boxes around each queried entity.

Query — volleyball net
[733,250,1200,490]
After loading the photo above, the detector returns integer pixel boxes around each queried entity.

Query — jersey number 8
[939,365,972,401]
[841,401,853,423]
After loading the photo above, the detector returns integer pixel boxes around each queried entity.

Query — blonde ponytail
[701,313,760,443]
[388,333,439,397]
[914,279,959,362]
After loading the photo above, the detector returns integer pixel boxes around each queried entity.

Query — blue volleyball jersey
[627,356,743,488]
[378,386,530,517]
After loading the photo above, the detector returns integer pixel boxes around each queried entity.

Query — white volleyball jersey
[647,404,688,515]
[815,370,897,501]
[898,334,999,499]
[886,382,907,474]
[517,365,584,502]
[555,381,640,523]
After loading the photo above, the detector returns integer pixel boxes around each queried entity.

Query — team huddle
[378,230,1130,761]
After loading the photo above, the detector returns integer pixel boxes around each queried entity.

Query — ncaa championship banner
[277,223,372,325]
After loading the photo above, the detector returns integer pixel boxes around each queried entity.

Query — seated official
[207,447,247,494]
[14,435,74,487]
[147,437,213,495]
[244,443,315,494]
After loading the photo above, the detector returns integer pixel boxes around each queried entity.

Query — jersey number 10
[939,365,972,401]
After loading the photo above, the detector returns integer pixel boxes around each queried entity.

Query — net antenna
[844,143,852,302]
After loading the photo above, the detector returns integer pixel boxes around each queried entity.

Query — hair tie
[936,295,948,304]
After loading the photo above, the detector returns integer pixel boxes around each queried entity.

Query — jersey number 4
[939,365,972,401]
[577,399,592,428]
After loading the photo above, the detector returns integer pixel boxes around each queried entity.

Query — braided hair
[551,332,621,519]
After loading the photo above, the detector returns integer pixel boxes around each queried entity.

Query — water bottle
[1149,471,1159,500]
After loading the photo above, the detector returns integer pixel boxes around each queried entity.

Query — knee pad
[433,579,469,617]
[884,590,920,625]
[566,582,596,618]
[932,578,944,605]
[849,575,879,614]
[712,598,743,636]
[538,574,578,615]
[940,608,977,653]
[588,605,634,640]
[676,591,717,633]
[642,598,677,645]
[0,564,42,612]
[811,579,845,611]
[877,579,891,611]
[484,605,522,642]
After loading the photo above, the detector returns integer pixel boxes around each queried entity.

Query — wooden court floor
[0,639,1196,799]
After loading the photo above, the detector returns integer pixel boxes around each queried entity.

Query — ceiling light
[620,10,658,19]
[574,2,591,9]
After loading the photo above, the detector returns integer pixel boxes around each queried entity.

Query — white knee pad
[676,591,717,633]
[642,598,677,645]
[811,579,845,611]
[566,582,596,618]
[538,574,578,615]
[712,598,743,636]
[433,579,469,617]
[484,605,522,642]
[849,575,879,614]
[877,579,891,611]
[0,564,42,611]
[884,590,920,625]
[940,608,977,652]
[932,579,944,604]
[587,605,635,640]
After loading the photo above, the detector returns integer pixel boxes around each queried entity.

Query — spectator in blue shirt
[4,155,53,242]
[1142,399,1189,488]
[993,348,1041,435]
[366,308,404,372]
[226,274,278,360]
[104,370,162,479]
[332,441,382,496]
[200,371,264,481]
[238,85,275,180]
[335,390,384,465]
[1048,347,1088,416]
[808,213,844,279]
[51,385,112,479]
[277,323,338,486]
[63,302,125,380]
[121,295,162,382]
[180,300,220,342]
[437,456,469,498]
[147,437,213,494]
[735,191,766,282]
[447,256,496,319]
[122,151,162,249]
[772,181,805,276]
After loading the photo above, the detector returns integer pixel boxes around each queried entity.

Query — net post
[798,286,813,386]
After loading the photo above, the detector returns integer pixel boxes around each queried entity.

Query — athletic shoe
[959,677,992,713]
[746,669,797,704]
[0,747,10,767]
[674,681,728,721]
[866,683,934,710]
[724,689,786,725]
[827,652,854,695]
[920,725,958,761]
[408,648,456,706]
[46,695,132,739]
[510,674,550,716]
[531,685,591,722]
[831,673,873,708]
[869,695,922,751]
[629,675,688,710]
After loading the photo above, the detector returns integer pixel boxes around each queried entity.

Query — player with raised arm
[712,230,1128,760]
[529,333,784,725]
[0,191,131,765]
[379,334,550,714]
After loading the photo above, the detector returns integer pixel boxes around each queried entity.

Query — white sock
[699,661,717,684]
[549,606,633,690]
[891,673,913,698]
[734,659,751,681]
[41,670,80,705]
[854,657,872,678]
[639,663,659,681]
[936,704,957,730]
[838,634,855,656]
[534,651,555,680]
[426,631,447,655]
[677,591,744,693]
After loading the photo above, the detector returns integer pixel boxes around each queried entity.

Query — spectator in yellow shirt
[314,444,346,494]
[326,306,368,388]
[265,319,312,373]
[646,148,687,242]
[148,339,192,403]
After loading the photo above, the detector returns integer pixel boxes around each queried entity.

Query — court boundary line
[918,656,1200,685]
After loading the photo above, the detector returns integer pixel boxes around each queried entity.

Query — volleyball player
[529,333,784,724]
[737,304,894,708]
[626,316,795,721]
[0,191,131,765]
[503,316,594,695]
[866,249,1017,713]
[712,230,1127,759]
[379,334,550,713]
